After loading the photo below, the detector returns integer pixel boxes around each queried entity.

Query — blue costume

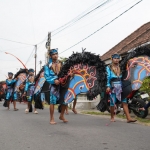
[44,49,61,105]
[40,92,45,102]
[5,72,17,101]
[106,54,127,106]
[24,69,35,102]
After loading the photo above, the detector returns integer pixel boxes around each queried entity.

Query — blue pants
[49,85,59,105]
[6,92,17,101]
[27,96,33,102]
[41,93,45,102]
[110,93,127,106]
[50,94,57,105]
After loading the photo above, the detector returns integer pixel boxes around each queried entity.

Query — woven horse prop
[34,68,46,109]
[60,65,97,103]
[58,51,106,104]
[0,82,6,101]
[120,46,150,100]
[13,68,28,93]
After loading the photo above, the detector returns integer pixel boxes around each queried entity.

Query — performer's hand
[106,87,110,93]
[54,80,60,85]
[69,72,74,77]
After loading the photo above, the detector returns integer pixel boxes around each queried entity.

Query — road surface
[0,102,150,150]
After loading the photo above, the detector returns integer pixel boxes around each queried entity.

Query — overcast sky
[0,0,149,80]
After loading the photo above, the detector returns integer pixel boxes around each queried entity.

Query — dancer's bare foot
[50,121,57,125]
[59,116,68,123]
[65,111,69,115]
[72,109,77,114]
[127,119,137,123]
[110,118,116,122]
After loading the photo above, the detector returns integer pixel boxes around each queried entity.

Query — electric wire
[52,0,111,36]
[0,37,34,46]
[36,0,111,45]
[2,45,33,51]
[52,0,107,33]
[59,0,143,54]
[25,47,35,65]
[52,0,125,40]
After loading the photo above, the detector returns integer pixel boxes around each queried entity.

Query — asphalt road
[0,102,150,150]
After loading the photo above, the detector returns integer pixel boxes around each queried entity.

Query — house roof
[101,22,150,61]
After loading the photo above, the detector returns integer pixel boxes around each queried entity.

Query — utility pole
[34,45,37,76]
[45,32,51,62]
[39,60,42,70]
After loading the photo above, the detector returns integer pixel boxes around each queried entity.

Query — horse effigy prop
[13,68,28,93]
[58,51,106,104]
[0,82,6,101]
[34,67,46,109]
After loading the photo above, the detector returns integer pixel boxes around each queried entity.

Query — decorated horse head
[58,51,106,104]
[34,67,45,95]
[0,82,6,100]
[124,56,150,90]
[120,46,150,99]
[34,67,45,109]
[13,68,28,92]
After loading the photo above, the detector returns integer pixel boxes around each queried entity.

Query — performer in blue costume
[44,48,68,124]
[5,72,18,111]
[106,53,136,123]
[24,69,35,114]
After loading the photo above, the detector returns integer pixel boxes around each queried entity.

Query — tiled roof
[101,22,150,61]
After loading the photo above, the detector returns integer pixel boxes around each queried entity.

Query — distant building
[101,22,150,64]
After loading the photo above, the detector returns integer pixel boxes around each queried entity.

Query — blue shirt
[44,65,58,84]
[106,66,122,88]
[6,79,17,87]
[24,81,35,92]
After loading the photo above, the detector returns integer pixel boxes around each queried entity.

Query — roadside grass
[81,111,150,125]
[36,102,150,125]
[43,103,59,109]
[81,111,109,116]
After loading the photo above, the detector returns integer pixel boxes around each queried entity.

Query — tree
[59,57,68,64]
[140,77,150,92]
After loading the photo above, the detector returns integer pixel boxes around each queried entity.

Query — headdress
[48,48,58,67]
[8,72,13,75]
[111,53,120,59]
[28,68,34,73]
[49,48,58,55]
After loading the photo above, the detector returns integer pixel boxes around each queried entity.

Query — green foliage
[140,77,150,92]
[59,57,68,63]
